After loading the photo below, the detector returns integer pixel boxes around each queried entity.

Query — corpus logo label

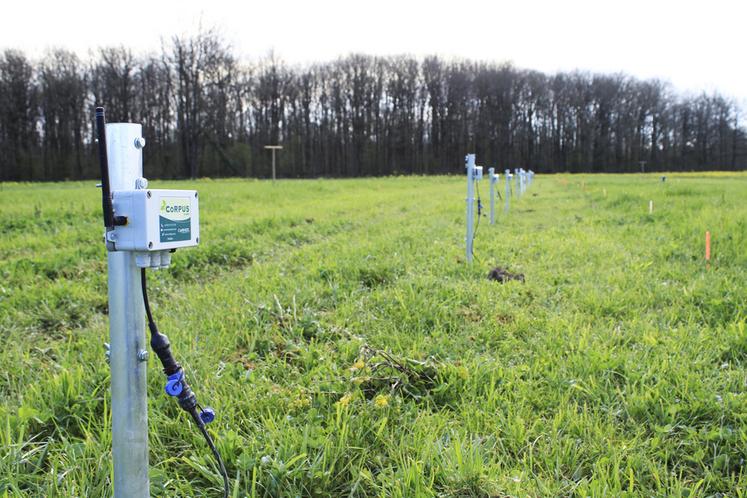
[160,198,190,219]
[159,196,191,242]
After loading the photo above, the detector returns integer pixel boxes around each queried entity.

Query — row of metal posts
[489,166,534,223]
[466,156,535,264]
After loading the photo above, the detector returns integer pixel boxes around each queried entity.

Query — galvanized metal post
[465,154,475,263]
[504,169,510,213]
[107,123,150,498]
[489,167,496,225]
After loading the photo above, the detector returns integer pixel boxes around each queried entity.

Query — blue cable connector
[165,370,184,396]
[199,407,216,424]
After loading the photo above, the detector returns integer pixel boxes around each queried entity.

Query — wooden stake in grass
[705,231,711,266]
[649,200,653,214]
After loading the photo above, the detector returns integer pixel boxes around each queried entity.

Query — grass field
[1,172,746,497]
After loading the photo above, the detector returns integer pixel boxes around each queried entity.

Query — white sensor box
[110,189,200,251]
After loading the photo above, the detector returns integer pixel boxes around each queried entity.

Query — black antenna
[95,107,116,229]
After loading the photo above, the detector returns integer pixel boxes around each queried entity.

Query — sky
[2,0,746,106]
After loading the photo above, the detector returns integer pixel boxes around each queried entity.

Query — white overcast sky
[2,0,745,105]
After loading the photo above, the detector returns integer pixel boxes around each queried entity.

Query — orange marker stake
[705,231,711,267]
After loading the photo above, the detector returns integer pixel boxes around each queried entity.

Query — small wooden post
[264,145,283,182]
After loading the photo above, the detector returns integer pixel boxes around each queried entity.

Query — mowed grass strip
[1,173,746,497]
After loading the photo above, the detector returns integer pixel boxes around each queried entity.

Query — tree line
[1,30,745,182]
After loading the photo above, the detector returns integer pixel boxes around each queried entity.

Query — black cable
[198,422,230,498]
[140,268,230,498]
[472,180,482,262]
[141,268,156,328]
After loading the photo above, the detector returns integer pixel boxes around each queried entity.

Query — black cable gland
[177,382,199,413]
[149,330,181,375]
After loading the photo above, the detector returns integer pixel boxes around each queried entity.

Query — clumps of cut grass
[350,343,441,402]
[487,266,525,283]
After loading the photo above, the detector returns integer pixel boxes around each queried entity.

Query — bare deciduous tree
[0,41,744,181]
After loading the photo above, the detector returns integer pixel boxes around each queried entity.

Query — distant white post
[264,145,283,182]
[504,169,511,213]
[489,167,497,225]
[465,154,476,263]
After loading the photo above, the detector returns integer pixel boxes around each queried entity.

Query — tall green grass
[1,173,746,497]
